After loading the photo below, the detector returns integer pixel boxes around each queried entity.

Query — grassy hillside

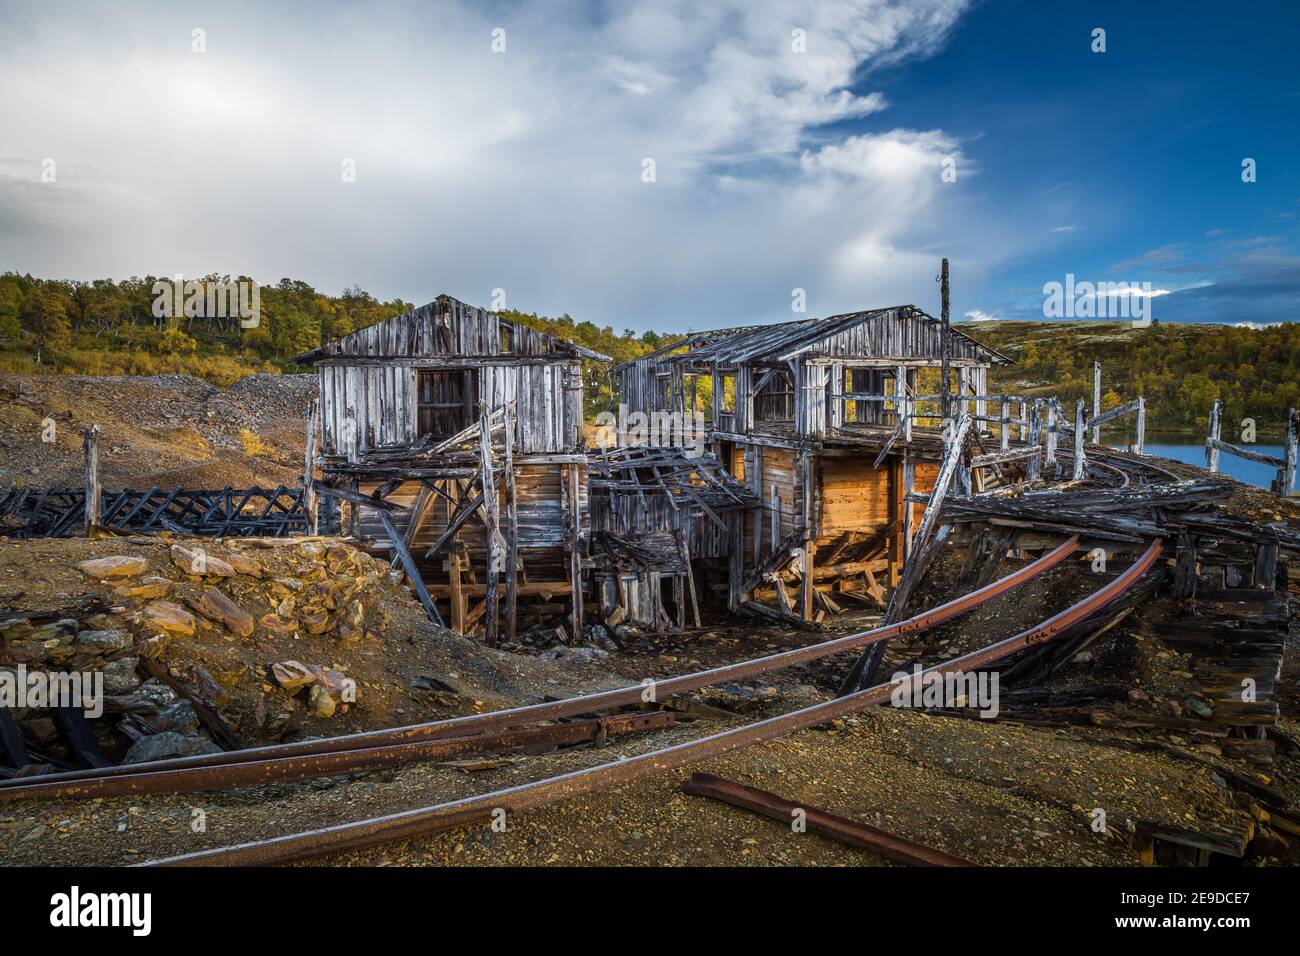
[3,272,1296,435]
[970,320,1300,437]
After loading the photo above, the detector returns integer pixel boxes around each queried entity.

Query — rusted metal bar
[679,773,973,866]
[148,538,1159,867]
[5,536,1079,796]
[0,712,675,802]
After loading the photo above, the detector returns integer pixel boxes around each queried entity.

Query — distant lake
[1106,437,1285,490]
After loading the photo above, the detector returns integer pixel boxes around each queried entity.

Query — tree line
[2,272,1295,433]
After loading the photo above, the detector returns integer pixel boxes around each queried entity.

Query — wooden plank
[82,425,100,535]
[377,506,445,627]
[303,398,319,534]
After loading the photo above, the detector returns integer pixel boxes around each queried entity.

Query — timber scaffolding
[587,446,757,632]
[611,284,1030,628]
[294,294,612,646]
[0,485,332,539]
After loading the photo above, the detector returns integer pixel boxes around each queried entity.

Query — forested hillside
[2,272,1296,434]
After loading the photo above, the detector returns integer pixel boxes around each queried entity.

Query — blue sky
[866,0,1300,325]
[0,0,1296,330]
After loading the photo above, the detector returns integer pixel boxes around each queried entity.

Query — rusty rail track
[146,537,1162,866]
[0,712,676,801]
[679,772,973,866]
[1,536,1080,802]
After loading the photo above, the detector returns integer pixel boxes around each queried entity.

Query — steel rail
[0,712,676,802]
[679,772,973,866]
[147,537,1161,866]
[3,536,1080,797]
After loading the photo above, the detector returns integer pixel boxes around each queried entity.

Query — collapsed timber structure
[293,294,610,645]
[605,302,1013,627]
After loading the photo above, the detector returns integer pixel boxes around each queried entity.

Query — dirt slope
[0,372,317,490]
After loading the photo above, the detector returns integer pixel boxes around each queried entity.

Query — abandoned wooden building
[293,294,611,645]
[610,305,1011,626]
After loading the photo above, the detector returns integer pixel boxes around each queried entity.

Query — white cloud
[964,309,999,322]
[0,0,991,329]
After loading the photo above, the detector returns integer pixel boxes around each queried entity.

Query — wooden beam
[503,419,519,643]
[566,462,583,640]
[377,507,444,627]
[1206,398,1222,472]
[83,425,100,536]
[303,399,319,534]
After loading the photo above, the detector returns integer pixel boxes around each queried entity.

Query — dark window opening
[417,370,477,439]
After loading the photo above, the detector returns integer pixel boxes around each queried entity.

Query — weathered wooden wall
[355,465,588,585]
[315,298,583,460]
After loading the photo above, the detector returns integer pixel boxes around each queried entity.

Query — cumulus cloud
[0,0,986,329]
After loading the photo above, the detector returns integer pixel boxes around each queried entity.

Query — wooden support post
[957,367,970,422]
[1276,407,1297,496]
[728,511,744,610]
[675,528,702,628]
[752,445,763,564]
[1206,398,1222,473]
[999,395,1010,451]
[1134,396,1146,457]
[347,479,360,538]
[1092,361,1102,445]
[673,573,686,630]
[798,449,814,624]
[503,419,518,643]
[902,452,915,562]
[449,543,466,634]
[1026,402,1041,481]
[83,424,100,536]
[1018,401,1027,441]
[1073,398,1087,480]
[769,484,778,557]
[377,508,444,627]
[1044,401,1057,468]
[479,411,501,646]
[303,399,319,535]
[940,257,951,423]
[566,462,583,639]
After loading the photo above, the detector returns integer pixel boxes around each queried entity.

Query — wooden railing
[1205,399,1298,495]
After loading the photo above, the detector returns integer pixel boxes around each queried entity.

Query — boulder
[114,576,173,601]
[186,589,254,638]
[100,657,142,694]
[223,551,264,578]
[142,601,196,637]
[0,618,35,642]
[271,660,317,692]
[308,684,337,718]
[301,608,330,635]
[152,700,200,735]
[77,555,148,580]
[73,628,133,655]
[169,544,236,578]
[122,731,223,764]
[258,612,297,636]
[104,679,180,715]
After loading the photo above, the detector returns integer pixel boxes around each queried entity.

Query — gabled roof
[659,305,1010,367]
[291,293,611,365]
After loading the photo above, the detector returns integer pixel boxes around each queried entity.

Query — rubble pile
[0,537,405,773]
